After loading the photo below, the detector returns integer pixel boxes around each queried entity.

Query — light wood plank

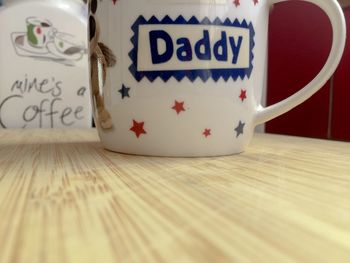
[0,129,349,263]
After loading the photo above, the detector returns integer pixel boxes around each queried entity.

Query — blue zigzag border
[129,15,255,82]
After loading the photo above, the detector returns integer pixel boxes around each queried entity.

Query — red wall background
[266,0,350,141]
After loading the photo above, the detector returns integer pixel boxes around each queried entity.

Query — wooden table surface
[0,129,349,263]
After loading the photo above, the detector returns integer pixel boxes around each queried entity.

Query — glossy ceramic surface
[92,0,345,156]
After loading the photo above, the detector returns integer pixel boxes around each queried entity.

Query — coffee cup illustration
[26,17,54,48]
[11,16,87,66]
[53,32,85,56]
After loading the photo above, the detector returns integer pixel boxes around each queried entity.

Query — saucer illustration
[11,17,87,66]
[12,32,55,57]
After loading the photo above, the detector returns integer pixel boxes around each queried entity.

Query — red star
[253,0,259,5]
[112,0,118,4]
[239,89,247,102]
[130,120,146,138]
[172,100,186,114]
[233,0,240,7]
[203,129,211,138]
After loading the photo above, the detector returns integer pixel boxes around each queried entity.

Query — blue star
[234,121,245,138]
[119,84,130,99]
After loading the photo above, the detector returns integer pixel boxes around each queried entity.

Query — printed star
[239,89,247,102]
[130,120,147,138]
[233,0,240,7]
[253,0,259,5]
[234,121,245,138]
[119,84,130,99]
[172,100,186,114]
[203,129,211,138]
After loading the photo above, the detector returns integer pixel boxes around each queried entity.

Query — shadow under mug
[87,0,346,157]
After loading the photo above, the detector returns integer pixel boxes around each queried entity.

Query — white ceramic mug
[88,0,346,157]
[0,0,92,129]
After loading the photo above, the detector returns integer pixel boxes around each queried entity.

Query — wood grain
[0,129,349,263]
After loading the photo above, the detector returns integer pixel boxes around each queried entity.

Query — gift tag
[0,0,91,128]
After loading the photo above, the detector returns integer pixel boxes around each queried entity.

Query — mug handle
[254,0,346,125]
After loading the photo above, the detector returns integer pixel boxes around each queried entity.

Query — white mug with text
[88,0,346,157]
